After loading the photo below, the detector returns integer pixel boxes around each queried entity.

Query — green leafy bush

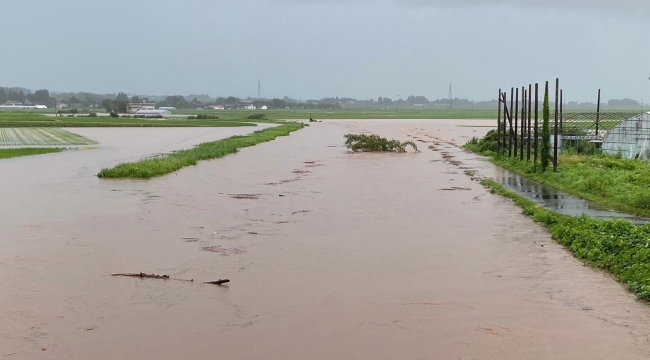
[344,134,418,153]
[464,129,500,155]
[188,114,220,120]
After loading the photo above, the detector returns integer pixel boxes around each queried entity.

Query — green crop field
[173,109,499,120]
[0,128,97,146]
[0,113,256,128]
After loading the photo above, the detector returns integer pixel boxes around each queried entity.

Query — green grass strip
[98,122,307,179]
[482,179,650,302]
[0,148,64,159]
[488,156,650,219]
[464,130,650,218]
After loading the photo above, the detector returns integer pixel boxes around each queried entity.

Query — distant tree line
[2,85,647,111]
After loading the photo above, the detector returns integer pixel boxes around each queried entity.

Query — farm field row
[0,128,97,146]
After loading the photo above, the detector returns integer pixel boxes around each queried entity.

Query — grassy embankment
[0,148,64,159]
[465,131,650,218]
[482,179,650,302]
[98,122,306,179]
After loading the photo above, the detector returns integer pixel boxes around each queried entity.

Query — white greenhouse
[602,112,650,159]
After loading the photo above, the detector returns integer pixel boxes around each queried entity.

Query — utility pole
[257,80,262,100]
[448,83,453,111]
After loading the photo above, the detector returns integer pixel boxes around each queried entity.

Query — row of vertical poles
[497,79,562,172]
[498,85,537,164]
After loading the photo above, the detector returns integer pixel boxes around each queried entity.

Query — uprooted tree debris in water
[112,272,230,285]
[204,280,231,285]
[344,134,418,153]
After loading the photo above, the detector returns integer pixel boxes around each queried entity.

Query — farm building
[602,112,650,159]
[135,109,172,117]
[127,102,156,114]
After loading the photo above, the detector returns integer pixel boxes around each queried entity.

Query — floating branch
[204,279,231,285]
[112,272,194,282]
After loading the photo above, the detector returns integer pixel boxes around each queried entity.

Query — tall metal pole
[497,89,501,153]
[509,88,514,157]
[553,78,559,172]
[501,92,506,150]
[520,87,525,161]
[514,87,519,159]
[560,89,564,134]
[534,83,539,165]
[526,84,533,162]
[596,89,601,136]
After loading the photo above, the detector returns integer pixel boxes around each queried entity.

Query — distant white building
[210,105,225,110]
[135,109,172,117]
[0,104,47,109]
[127,102,157,114]
[259,105,268,110]
[244,104,256,110]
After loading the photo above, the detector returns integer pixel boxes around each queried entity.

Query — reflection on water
[493,168,648,225]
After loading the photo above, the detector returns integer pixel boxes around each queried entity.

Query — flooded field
[2,120,650,359]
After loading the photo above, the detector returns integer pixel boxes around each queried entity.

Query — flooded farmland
[2,120,650,359]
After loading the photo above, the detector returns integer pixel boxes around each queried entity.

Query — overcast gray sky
[3,0,649,102]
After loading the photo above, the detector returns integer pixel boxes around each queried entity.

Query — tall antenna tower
[448,83,453,111]
[257,80,262,99]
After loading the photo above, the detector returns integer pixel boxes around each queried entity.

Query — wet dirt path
[2,120,650,359]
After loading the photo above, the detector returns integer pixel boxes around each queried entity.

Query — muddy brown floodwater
[2,120,650,359]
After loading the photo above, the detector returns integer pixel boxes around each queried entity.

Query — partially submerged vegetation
[0,148,64,159]
[344,134,418,153]
[482,179,650,302]
[98,122,306,179]
[465,130,650,218]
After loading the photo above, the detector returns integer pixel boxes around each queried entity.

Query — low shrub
[344,134,418,153]
[188,114,220,120]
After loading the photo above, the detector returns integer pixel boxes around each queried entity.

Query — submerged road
[1,120,649,359]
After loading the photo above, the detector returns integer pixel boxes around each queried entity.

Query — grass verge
[465,130,650,218]
[488,155,650,218]
[0,148,64,159]
[482,179,650,302]
[98,122,306,179]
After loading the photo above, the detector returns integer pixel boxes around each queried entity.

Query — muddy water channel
[2,121,650,359]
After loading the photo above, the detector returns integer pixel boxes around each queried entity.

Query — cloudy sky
[2,0,649,102]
